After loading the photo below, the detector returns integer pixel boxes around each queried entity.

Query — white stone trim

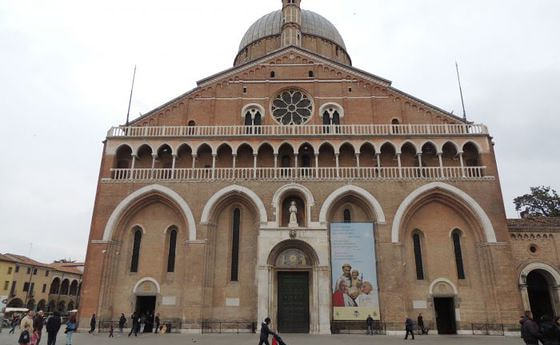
[201,185,267,225]
[241,103,265,119]
[429,277,458,296]
[391,182,497,243]
[519,262,560,285]
[319,185,386,224]
[133,277,161,294]
[102,184,197,241]
[271,183,315,227]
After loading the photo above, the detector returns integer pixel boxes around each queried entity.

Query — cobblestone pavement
[0,331,527,345]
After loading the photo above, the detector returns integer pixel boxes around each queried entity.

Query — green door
[277,272,310,333]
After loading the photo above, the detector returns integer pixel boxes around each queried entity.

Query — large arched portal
[527,271,555,320]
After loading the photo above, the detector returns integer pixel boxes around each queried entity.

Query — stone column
[458,151,466,177]
[437,152,444,178]
[397,152,402,178]
[335,153,340,178]
[171,153,177,179]
[211,153,217,180]
[129,154,137,180]
[314,153,319,178]
[253,153,258,178]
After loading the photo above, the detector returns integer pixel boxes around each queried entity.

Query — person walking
[109,323,114,338]
[258,317,276,345]
[65,314,77,345]
[88,313,96,334]
[128,313,139,337]
[118,314,126,334]
[45,312,61,345]
[417,313,426,335]
[10,314,20,334]
[33,311,45,345]
[366,314,374,335]
[520,311,542,345]
[540,315,560,345]
[404,317,415,340]
[154,313,160,333]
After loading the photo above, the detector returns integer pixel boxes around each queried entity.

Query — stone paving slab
[0,332,526,345]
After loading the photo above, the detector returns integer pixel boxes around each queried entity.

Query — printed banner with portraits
[330,223,380,320]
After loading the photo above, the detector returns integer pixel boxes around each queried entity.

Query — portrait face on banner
[330,223,380,320]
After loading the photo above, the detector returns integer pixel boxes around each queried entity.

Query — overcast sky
[1,0,558,263]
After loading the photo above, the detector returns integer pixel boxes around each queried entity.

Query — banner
[330,223,380,320]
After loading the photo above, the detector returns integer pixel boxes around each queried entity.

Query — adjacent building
[0,254,83,313]
[79,0,559,335]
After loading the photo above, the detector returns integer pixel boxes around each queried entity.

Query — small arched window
[167,228,177,273]
[130,227,142,273]
[412,232,424,280]
[321,105,343,133]
[308,70,314,78]
[452,230,465,279]
[343,209,351,223]
[188,120,196,126]
[270,71,276,78]
[231,208,241,281]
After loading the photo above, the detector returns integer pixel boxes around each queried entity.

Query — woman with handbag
[65,314,77,345]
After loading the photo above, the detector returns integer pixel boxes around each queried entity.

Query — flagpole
[455,62,467,122]
[126,65,137,126]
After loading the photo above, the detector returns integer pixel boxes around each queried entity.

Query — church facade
[80,0,559,335]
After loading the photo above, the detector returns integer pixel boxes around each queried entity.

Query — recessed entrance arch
[257,239,331,334]
[520,263,560,321]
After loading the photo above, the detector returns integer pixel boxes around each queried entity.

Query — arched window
[412,232,425,280]
[321,104,343,133]
[308,70,314,78]
[231,208,241,281]
[60,280,69,295]
[270,71,276,78]
[167,228,177,273]
[343,209,351,223]
[243,107,263,134]
[452,230,465,279]
[391,119,400,134]
[130,227,142,273]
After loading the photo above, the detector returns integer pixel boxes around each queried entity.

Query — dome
[238,9,347,53]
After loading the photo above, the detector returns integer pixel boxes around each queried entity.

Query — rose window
[271,89,313,125]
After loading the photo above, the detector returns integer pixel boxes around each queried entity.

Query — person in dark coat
[521,311,542,345]
[366,315,374,335]
[540,315,560,345]
[118,314,126,334]
[154,313,160,333]
[33,311,45,345]
[417,313,426,335]
[45,312,61,345]
[88,313,96,334]
[404,317,415,340]
[258,317,276,345]
[128,313,139,337]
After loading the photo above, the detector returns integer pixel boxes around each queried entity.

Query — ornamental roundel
[271,89,313,125]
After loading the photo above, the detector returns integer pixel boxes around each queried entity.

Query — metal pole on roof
[126,65,137,127]
[455,62,468,122]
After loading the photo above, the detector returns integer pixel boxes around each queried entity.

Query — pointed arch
[319,185,386,224]
[102,184,197,241]
[201,185,267,225]
[391,182,496,243]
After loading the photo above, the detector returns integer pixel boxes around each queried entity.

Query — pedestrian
[154,313,160,333]
[417,313,426,335]
[45,312,61,345]
[109,323,114,338]
[404,317,415,340]
[89,313,96,334]
[30,328,40,345]
[118,313,126,334]
[128,313,139,337]
[258,317,276,345]
[65,314,77,345]
[366,314,374,335]
[33,311,45,345]
[540,315,560,345]
[10,314,20,334]
[520,311,542,345]
[140,314,146,333]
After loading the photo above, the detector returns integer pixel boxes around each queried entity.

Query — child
[30,329,40,345]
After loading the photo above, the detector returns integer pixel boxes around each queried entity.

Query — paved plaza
[0,331,527,345]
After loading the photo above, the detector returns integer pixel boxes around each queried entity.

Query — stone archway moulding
[391,182,497,244]
[201,185,268,225]
[519,262,560,285]
[319,185,386,224]
[102,184,197,242]
[429,277,459,296]
[272,183,315,227]
[132,277,161,294]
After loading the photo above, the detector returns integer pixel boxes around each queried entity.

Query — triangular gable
[130,45,465,125]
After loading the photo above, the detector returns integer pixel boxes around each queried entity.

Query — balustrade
[107,123,488,138]
[107,166,490,182]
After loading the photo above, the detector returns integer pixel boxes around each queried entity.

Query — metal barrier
[471,323,520,336]
[201,321,256,334]
[98,319,181,334]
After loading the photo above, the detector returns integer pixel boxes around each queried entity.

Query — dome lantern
[235,1,351,66]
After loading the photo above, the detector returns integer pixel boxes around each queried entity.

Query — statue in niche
[288,200,299,228]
